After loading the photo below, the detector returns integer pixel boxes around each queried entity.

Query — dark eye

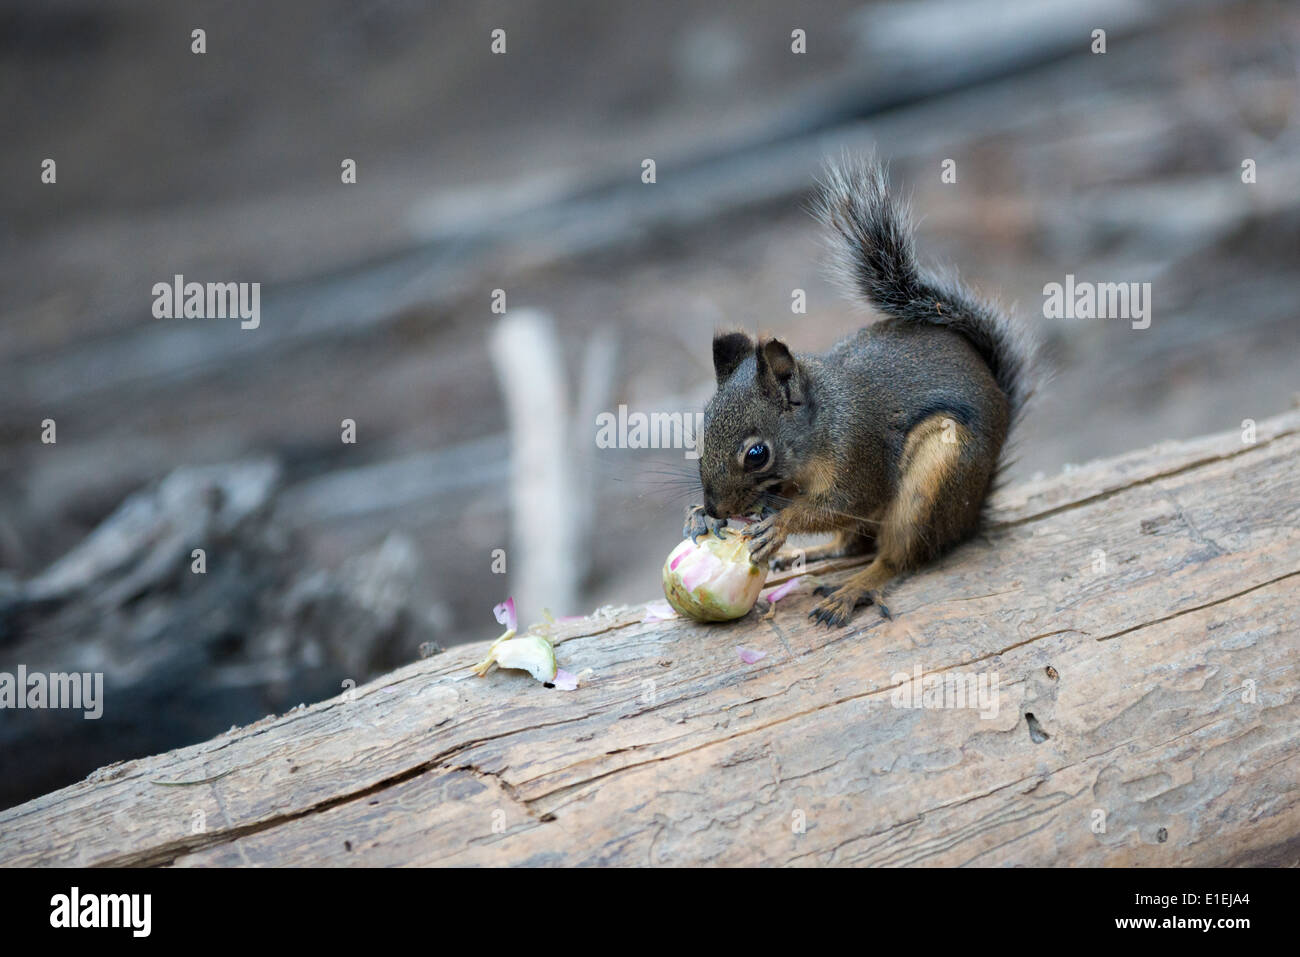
[744,442,770,470]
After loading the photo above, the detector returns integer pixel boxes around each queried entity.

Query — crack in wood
[1093,569,1300,643]
[987,426,1297,531]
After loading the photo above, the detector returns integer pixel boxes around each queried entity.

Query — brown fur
[810,414,976,625]
[684,158,1033,627]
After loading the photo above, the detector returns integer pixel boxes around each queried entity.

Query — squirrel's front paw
[683,504,727,543]
[744,515,788,566]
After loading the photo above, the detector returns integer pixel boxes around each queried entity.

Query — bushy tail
[814,156,1036,423]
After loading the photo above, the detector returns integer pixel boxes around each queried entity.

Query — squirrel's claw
[684,504,727,543]
[809,584,891,627]
[744,514,788,566]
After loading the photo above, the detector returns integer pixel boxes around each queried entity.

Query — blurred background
[1,0,1298,809]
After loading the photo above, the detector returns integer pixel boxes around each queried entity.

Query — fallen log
[2,409,1298,866]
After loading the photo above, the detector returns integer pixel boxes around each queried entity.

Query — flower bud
[662,530,767,621]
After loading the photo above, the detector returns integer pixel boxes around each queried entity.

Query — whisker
[757,490,885,530]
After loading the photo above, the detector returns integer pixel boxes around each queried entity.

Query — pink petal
[762,576,805,603]
[552,669,580,691]
[642,599,677,622]
[680,552,722,592]
[493,597,518,632]
[737,647,767,664]
[670,552,685,571]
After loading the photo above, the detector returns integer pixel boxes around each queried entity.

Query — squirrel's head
[699,331,816,519]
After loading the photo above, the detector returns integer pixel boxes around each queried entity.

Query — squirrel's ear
[712,330,755,386]
[756,337,805,408]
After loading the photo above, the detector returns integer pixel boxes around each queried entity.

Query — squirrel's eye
[744,443,770,470]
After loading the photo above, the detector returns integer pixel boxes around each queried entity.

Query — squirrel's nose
[703,490,720,518]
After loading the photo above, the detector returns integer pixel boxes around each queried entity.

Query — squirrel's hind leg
[810,556,897,625]
[809,413,989,627]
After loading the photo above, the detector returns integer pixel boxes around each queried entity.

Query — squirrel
[684,157,1036,626]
